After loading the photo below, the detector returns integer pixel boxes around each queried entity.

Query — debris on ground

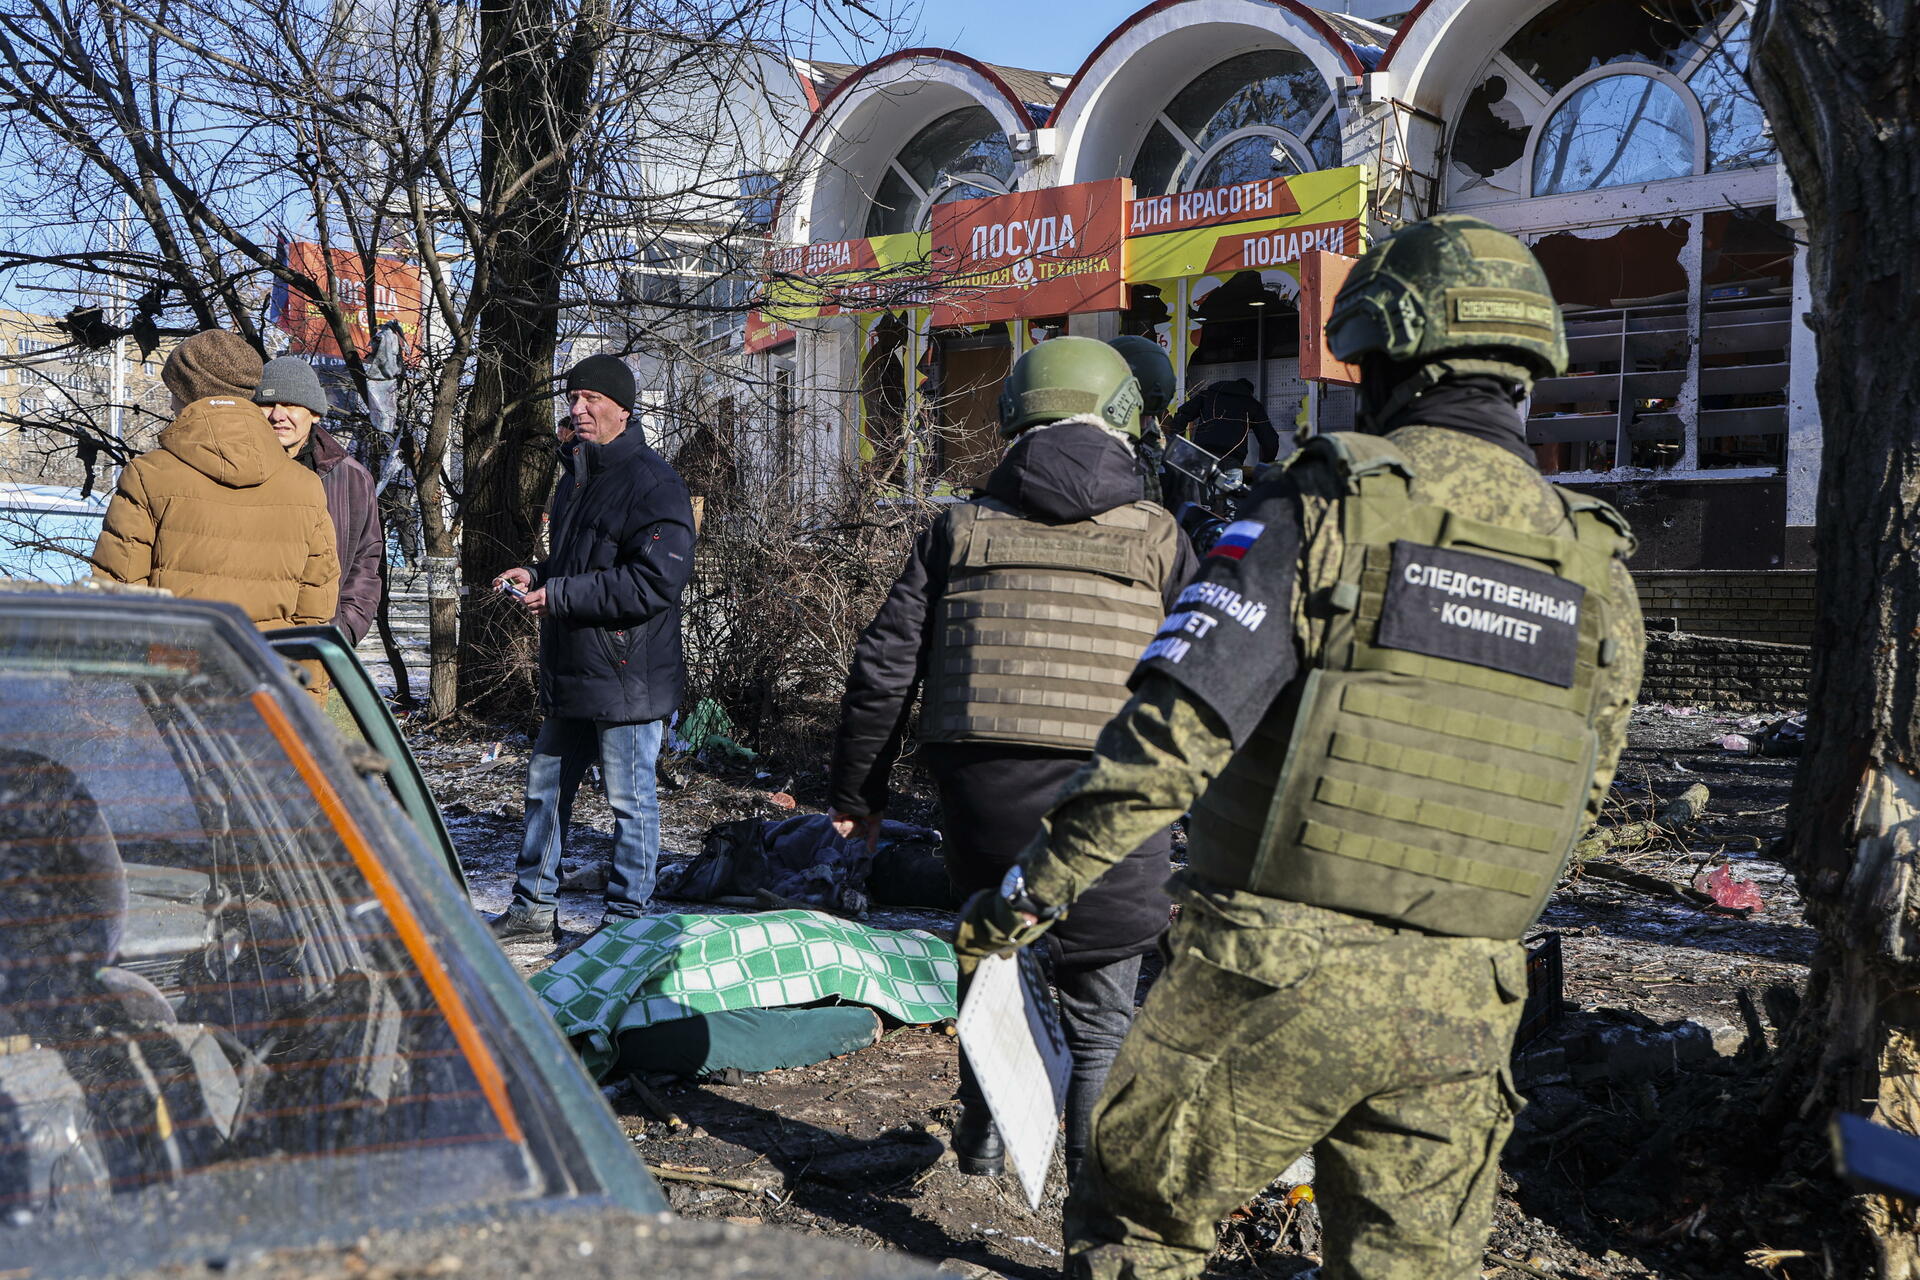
[433,701,1827,1279]
[1692,861,1767,914]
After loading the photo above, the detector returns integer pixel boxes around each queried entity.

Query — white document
[956,948,1072,1209]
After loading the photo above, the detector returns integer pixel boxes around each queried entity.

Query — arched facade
[758,0,1816,575]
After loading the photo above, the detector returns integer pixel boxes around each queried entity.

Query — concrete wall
[1634,571,1815,646]
[1639,631,1808,711]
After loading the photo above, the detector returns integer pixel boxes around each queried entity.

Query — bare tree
[0,0,903,720]
[1750,1,1920,1271]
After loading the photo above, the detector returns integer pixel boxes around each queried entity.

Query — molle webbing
[1187,428,1620,939]
[923,498,1178,752]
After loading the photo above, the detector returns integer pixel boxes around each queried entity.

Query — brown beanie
[162,330,264,403]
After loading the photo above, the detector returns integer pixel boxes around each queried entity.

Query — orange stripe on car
[249,690,525,1146]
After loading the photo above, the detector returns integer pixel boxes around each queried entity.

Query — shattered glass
[1502,0,1732,94]
[1194,133,1306,190]
[865,107,1014,237]
[1532,73,1694,196]
[1169,50,1328,153]
[0,613,542,1263]
[1689,21,1775,171]
[1130,49,1333,196]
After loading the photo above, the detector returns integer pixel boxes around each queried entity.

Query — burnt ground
[416,703,1840,1280]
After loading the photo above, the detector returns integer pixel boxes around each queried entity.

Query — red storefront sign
[272,241,423,364]
[928,179,1129,326]
[1204,219,1362,274]
[1299,250,1362,385]
[743,311,797,354]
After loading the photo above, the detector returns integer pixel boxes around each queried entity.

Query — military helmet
[1107,335,1177,416]
[1326,214,1568,381]
[998,336,1144,439]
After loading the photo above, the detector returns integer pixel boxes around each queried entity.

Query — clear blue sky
[836,0,1144,76]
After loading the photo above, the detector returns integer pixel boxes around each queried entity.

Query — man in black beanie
[490,354,696,943]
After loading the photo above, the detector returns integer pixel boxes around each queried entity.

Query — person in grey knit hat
[94,333,338,631]
[256,356,383,644]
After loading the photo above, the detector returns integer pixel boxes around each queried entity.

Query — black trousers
[925,743,1168,1177]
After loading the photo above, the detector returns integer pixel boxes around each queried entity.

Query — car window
[0,501,105,582]
[0,612,542,1261]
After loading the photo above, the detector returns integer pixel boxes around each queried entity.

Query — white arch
[1379,0,1554,122]
[1051,0,1360,187]
[780,54,1036,246]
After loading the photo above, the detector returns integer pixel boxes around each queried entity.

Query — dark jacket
[299,425,383,645]
[1167,377,1280,466]
[533,427,696,723]
[831,422,1197,959]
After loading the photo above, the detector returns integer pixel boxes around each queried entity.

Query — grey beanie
[254,356,329,416]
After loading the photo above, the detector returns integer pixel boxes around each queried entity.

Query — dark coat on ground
[1167,377,1281,466]
[830,421,1198,965]
[299,425,383,645]
[533,426,696,724]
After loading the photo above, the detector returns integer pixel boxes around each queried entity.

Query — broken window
[1524,212,1794,477]
[865,108,1016,237]
[1502,0,1731,96]
[1532,73,1694,196]
[1129,49,1337,197]
[1447,1,1775,201]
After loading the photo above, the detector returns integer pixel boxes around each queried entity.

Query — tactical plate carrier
[922,497,1183,753]
[1188,431,1633,939]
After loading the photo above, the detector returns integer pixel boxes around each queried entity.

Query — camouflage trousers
[1064,886,1527,1280]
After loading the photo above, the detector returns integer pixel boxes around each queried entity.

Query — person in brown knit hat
[92,329,339,631]
[159,328,262,405]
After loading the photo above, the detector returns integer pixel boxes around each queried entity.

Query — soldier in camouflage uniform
[956,216,1645,1279]
[1109,336,1177,508]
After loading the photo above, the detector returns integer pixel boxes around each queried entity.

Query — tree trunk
[1751,4,1920,1271]
[457,0,604,722]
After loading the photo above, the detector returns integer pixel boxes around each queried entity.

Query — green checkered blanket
[529,911,959,1079]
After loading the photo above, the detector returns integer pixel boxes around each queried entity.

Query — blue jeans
[512,717,663,919]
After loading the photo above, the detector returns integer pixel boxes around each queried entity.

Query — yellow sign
[763,231,931,320]
[1124,167,1368,283]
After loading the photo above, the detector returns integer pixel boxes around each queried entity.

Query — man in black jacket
[829,337,1196,1181]
[1166,377,1281,468]
[491,355,696,942]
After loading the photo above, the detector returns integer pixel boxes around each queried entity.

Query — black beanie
[565,354,636,412]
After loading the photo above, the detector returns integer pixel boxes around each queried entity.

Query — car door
[265,624,467,894]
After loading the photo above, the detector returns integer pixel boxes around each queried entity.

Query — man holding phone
[490,355,697,943]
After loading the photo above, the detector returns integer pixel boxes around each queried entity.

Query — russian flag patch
[1207,520,1267,561]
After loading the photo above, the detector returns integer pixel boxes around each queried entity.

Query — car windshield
[0,610,545,1268]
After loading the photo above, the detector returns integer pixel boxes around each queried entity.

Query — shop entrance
[928,324,1013,488]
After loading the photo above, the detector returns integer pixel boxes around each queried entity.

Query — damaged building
[756,0,1814,645]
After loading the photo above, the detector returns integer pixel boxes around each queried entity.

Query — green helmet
[1107,335,1176,416]
[998,336,1144,439]
[1327,215,1567,424]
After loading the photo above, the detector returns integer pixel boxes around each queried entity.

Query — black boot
[487,904,560,945]
[953,1102,1005,1177]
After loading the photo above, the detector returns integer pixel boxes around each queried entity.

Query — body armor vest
[1188,430,1633,939]
[923,496,1181,752]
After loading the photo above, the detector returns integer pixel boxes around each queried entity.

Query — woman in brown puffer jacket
[91,330,339,629]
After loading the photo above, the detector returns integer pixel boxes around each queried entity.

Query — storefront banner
[1205,219,1360,274]
[763,231,932,320]
[928,179,1130,326]
[1124,166,1367,283]
[743,311,797,354]
[271,240,424,364]
[1126,177,1303,238]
